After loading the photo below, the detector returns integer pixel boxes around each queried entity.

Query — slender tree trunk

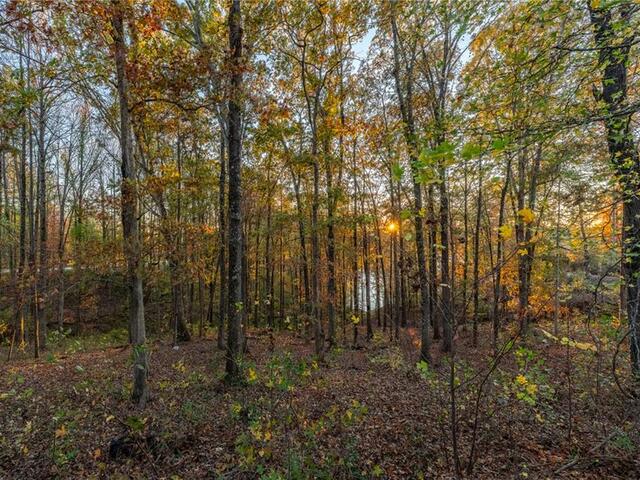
[393,230,400,340]
[352,170,359,347]
[1,147,13,280]
[516,146,541,336]
[462,157,469,332]
[371,195,387,332]
[291,172,310,320]
[168,252,190,343]
[56,141,70,330]
[217,128,227,349]
[341,231,347,342]
[265,186,275,329]
[112,1,148,407]
[428,184,439,340]
[439,161,452,352]
[492,156,512,351]
[554,178,561,337]
[398,218,408,328]
[35,98,47,353]
[391,10,431,362]
[253,219,260,326]
[362,217,372,340]
[325,143,337,348]
[16,47,27,351]
[472,157,483,347]
[279,200,285,327]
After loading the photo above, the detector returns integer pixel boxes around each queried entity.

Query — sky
[352,27,375,70]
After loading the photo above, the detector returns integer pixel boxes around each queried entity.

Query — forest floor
[1,321,639,479]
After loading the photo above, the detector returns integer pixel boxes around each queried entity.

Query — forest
[0,0,639,478]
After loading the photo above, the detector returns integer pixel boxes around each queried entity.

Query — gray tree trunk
[112,1,148,407]
[225,0,244,382]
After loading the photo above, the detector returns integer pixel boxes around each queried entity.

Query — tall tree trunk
[217,128,226,349]
[310,125,323,358]
[265,184,275,329]
[279,199,285,327]
[253,218,260,327]
[56,139,71,330]
[112,0,148,407]
[291,172,310,320]
[428,184,439,340]
[554,178,561,337]
[352,166,359,347]
[15,46,27,351]
[341,231,347,342]
[472,157,483,347]
[588,2,640,376]
[35,97,47,352]
[325,154,337,348]
[492,155,512,350]
[393,228,400,340]
[462,157,469,332]
[439,161,452,353]
[362,216,372,340]
[398,217,408,329]
[1,147,13,280]
[371,193,387,332]
[225,0,244,381]
[391,10,431,362]
[515,146,540,337]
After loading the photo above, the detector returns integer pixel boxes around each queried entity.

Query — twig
[553,429,620,474]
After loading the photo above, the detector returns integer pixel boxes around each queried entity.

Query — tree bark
[472,157,483,347]
[35,97,47,353]
[225,0,244,382]
[588,2,640,376]
[217,127,227,348]
[112,0,148,407]
[391,9,431,362]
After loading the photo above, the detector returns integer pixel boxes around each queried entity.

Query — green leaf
[461,142,483,160]
[125,416,145,432]
[391,163,404,181]
[491,137,509,152]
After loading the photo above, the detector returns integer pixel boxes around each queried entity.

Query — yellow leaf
[574,341,596,352]
[518,208,535,224]
[515,374,527,385]
[250,423,262,440]
[55,424,67,439]
[93,448,102,459]
[498,224,513,239]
